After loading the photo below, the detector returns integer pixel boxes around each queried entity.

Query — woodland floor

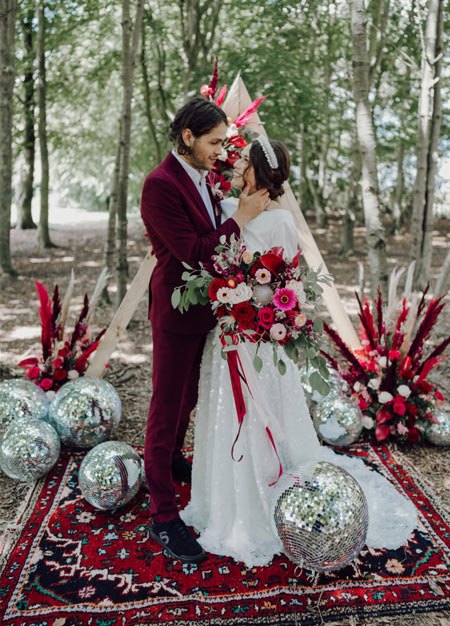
[0,206,449,626]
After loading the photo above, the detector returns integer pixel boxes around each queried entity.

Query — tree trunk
[391,135,404,234]
[341,132,360,255]
[0,0,17,277]
[410,0,444,289]
[16,6,36,230]
[37,0,53,248]
[140,14,161,163]
[116,0,144,307]
[349,0,388,296]
[101,134,121,304]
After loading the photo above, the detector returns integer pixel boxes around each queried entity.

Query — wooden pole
[222,75,360,350]
[85,250,156,377]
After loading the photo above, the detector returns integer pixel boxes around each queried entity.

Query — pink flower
[273,288,297,311]
[358,396,368,411]
[375,424,390,441]
[270,323,287,341]
[39,378,53,391]
[294,313,307,328]
[389,349,401,360]
[257,307,274,329]
[393,400,406,416]
[397,422,409,435]
[255,268,271,284]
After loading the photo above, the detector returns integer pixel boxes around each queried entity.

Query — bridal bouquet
[172,234,331,395]
[322,285,449,443]
[18,276,106,395]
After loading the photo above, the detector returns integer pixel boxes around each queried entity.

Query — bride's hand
[232,185,271,229]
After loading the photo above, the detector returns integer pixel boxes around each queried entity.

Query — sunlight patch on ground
[29,258,51,264]
[110,351,148,365]
[79,261,101,267]
[0,326,41,341]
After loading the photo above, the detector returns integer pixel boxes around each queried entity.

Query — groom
[140,96,270,563]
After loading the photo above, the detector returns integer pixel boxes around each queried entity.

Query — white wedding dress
[181,198,417,568]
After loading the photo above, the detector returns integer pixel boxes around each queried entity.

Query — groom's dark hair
[169,97,228,156]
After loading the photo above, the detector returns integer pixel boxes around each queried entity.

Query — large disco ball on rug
[313,393,363,446]
[0,380,49,438]
[273,462,368,572]
[78,441,144,510]
[425,410,450,446]
[0,416,60,481]
[48,377,121,448]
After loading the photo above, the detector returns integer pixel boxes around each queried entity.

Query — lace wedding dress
[181,198,417,568]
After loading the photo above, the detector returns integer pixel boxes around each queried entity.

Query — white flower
[226,123,238,138]
[361,340,370,346]
[286,279,306,305]
[378,391,393,404]
[397,384,411,398]
[353,381,362,392]
[57,341,65,350]
[270,323,287,341]
[362,416,374,429]
[368,378,380,390]
[229,283,253,304]
[378,356,387,368]
[242,250,254,264]
[217,287,232,303]
[46,390,56,401]
[68,369,79,380]
[217,147,228,161]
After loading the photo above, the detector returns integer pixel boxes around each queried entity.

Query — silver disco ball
[48,377,121,449]
[273,462,368,572]
[299,365,348,403]
[0,416,60,481]
[425,410,450,446]
[0,379,49,438]
[78,441,144,510]
[313,393,363,446]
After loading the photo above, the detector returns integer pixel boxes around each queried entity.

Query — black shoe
[171,456,192,483]
[150,518,207,563]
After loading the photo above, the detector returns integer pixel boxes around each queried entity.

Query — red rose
[375,424,390,441]
[435,390,444,402]
[18,357,38,369]
[393,401,406,415]
[39,378,53,391]
[257,307,274,329]
[226,150,239,166]
[228,135,247,149]
[208,278,226,302]
[415,380,433,393]
[216,305,228,319]
[406,402,418,415]
[358,396,368,411]
[53,368,68,382]
[407,427,420,443]
[376,407,392,424]
[27,366,41,380]
[222,180,231,192]
[51,357,63,368]
[232,302,255,325]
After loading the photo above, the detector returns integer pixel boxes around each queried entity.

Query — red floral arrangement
[18,278,106,395]
[200,58,267,200]
[322,284,449,442]
[172,234,331,394]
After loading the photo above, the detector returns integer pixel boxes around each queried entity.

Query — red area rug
[0,443,449,625]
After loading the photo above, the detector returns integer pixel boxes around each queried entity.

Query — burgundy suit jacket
[140,152,240,335]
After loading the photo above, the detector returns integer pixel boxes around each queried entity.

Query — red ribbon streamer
[221,333,283,484]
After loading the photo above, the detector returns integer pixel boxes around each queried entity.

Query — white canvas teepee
[86,76,359,377]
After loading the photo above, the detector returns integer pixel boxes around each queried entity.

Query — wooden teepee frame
[86,75,359,378]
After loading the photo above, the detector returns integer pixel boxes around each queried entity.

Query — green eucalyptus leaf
[171,289,181,309]
[278,359,287,375]
[253,354,263,373]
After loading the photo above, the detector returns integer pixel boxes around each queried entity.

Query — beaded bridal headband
[255,135,279,169]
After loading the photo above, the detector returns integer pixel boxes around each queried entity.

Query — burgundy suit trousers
[145,326,206,523]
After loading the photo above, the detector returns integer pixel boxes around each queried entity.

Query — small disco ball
[313,393,363,446]
[78,441,144,510]
[48,377,121,449]
[425,410,450,446]
[299,365,348,403]
[0,379,49,438]
[273,462,368,572]
[0,416,60,481]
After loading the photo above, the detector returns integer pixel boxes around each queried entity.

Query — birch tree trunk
[410,0,444,289]
[140,14,161,163]
[116,0,144,306]
[101,134,121,304]
[16,6,36,230]
[37,0,53,248]
[349,0,388,295]
[0,0,17,276]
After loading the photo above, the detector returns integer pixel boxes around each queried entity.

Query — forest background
[1,0,449,301]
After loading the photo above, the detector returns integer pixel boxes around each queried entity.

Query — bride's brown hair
[247,140,290,200]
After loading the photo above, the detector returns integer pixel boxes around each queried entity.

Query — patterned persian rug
[0,443,449,626]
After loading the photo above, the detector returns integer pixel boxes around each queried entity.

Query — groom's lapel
[166,153,214,226]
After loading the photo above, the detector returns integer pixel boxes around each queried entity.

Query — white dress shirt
[172,150,216,226]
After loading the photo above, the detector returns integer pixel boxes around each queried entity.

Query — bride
[181,137,417,568]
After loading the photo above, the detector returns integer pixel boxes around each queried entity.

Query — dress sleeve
[270,211,299,258]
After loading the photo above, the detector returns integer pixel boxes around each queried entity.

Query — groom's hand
[231,185,271,229]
